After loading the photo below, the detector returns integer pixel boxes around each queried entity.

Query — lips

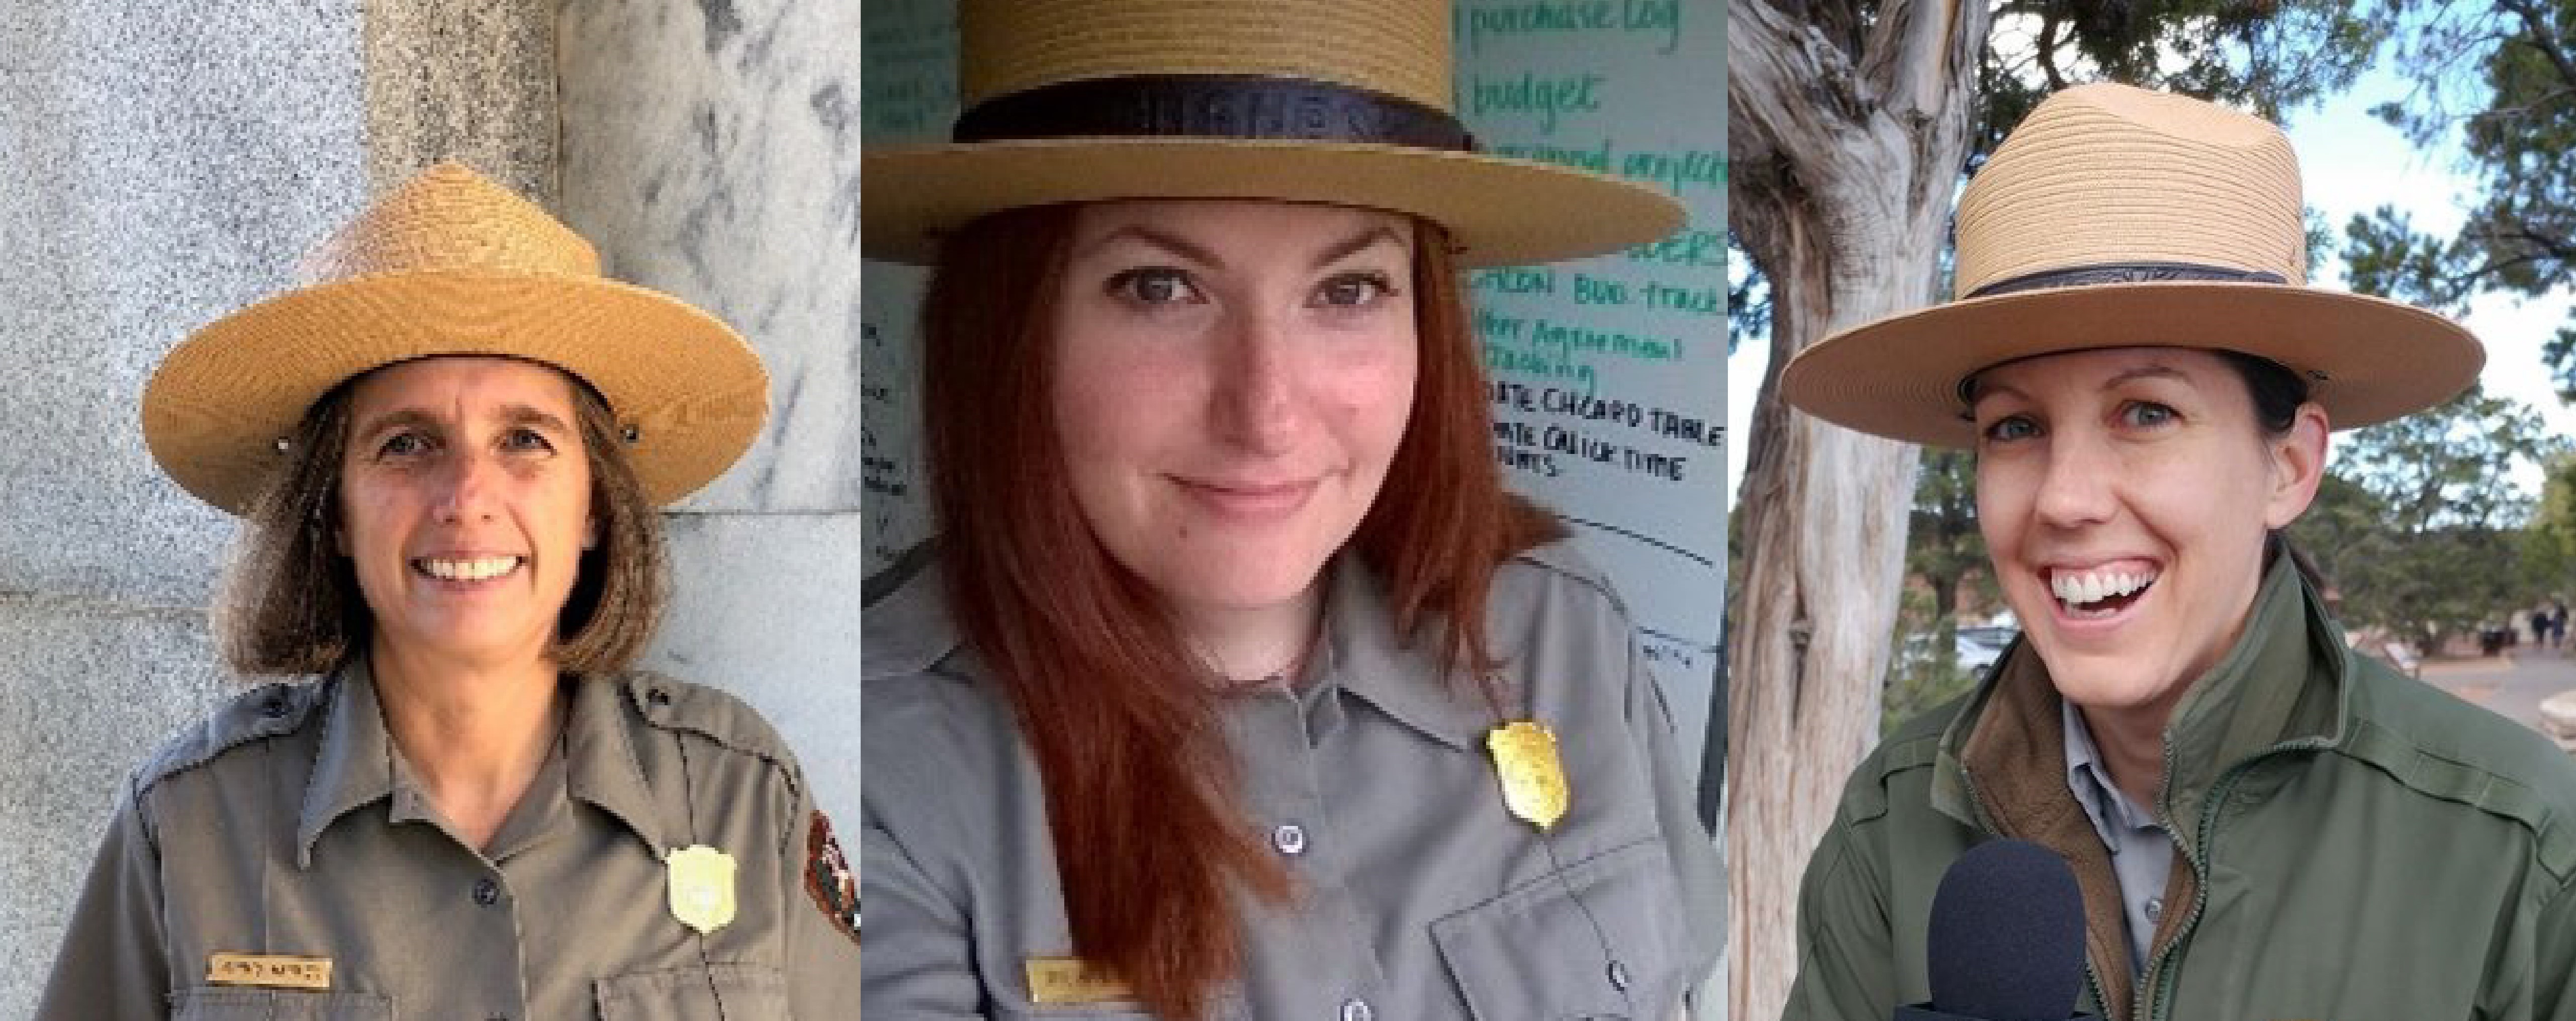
[1174,476,1318,517]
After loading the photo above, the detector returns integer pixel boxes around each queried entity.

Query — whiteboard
[859,0,1726,783]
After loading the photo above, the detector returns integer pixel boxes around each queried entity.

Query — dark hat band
[953,73,1477,151]
[1964,261,2288,300]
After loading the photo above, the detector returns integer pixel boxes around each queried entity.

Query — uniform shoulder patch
[804,811,860,946]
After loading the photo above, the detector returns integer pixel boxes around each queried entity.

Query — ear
[2262,402,2331,529]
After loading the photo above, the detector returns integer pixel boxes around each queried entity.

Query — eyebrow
[1078,221,1411,273]
[353,403,574,442]
[1081,225,1227,270]
[1968,360,2193,406]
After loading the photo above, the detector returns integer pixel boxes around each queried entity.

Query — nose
[1210,309,1304,454]
[433,447,500,524]
[2031,428,2118,529]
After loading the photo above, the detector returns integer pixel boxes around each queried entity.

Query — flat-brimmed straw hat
[1780,82,2485,447]
[860,0,1684,267]
[144,162,769,514]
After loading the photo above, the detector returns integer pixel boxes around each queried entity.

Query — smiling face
[338,356,596,669]
[1048,200,1419,627]
[1970,347,2327,722]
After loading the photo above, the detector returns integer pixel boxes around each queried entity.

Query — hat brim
[145,268,769,514]
[860,138,1685,267]
[1779,282,2485,447]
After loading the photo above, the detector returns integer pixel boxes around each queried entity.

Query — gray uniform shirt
[863,540,1723,1019]
[38,661,862,1020]
[2061,696,2175,977]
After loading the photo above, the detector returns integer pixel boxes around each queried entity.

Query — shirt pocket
[595,962,792,1020]
[170,988,393,1020]
[1432,838,1694,1021]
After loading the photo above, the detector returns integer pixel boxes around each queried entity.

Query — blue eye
[1312,272,1397,308]
[379,431,431,457]
[2123,402,2177,427]
[1107,267,1202,306]
[501,427,556,453]
[1981,416,2039,443]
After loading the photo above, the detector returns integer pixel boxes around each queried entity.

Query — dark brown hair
[215,361,668,676]
[923,204,1558,1019]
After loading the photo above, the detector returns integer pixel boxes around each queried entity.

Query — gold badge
[206,952,332,990]
[1488,720,1570,830]
[666,845,739,934]
[1027,957,1133,1005]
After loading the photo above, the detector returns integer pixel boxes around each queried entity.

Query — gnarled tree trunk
[1725,2,1988,1017]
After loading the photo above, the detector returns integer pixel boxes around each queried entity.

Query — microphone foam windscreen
[1924,839,2090,1021]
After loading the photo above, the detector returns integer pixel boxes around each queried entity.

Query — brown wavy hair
[215,361,668,677]
[923,204,1561,1018]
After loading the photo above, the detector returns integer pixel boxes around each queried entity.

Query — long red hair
[922,204,1560,1018]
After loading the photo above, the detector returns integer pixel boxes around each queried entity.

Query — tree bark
[1726,2,1990,1017]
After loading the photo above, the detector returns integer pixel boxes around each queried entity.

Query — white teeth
[419,556,520,581]
[2050,567,2157,607]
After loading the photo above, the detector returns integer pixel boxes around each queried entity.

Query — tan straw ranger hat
[1779,82,2485,447]
[860,0,1684,267]
[144,162,769,514]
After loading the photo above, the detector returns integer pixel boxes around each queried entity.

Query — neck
[369,636,567,849]
[1176,582,1325,685]
[2074,696,2177,808]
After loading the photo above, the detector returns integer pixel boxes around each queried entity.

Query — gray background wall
[0,3,861,1016]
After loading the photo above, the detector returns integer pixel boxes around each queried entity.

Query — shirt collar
[1312,553,1499,750]
[296,659,670,866]
[2062,695,2163,843]
[297,660,396,868]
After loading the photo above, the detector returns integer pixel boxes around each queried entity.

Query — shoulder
[1487,539,1638,646]
[2337,657,2576,879]
[1832,694,1959,827]
[131,678,328,797]
[862,540,963,683]
[1499,539,1631,613]
[610,669,802,781]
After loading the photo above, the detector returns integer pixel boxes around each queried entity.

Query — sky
[1722,62,2576,509]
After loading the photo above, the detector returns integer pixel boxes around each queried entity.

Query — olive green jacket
[1786,558,2576,1021]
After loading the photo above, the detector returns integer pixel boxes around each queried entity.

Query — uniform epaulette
[620,670,799,781]
[132,679,326,794]
[1509,537,1632,616]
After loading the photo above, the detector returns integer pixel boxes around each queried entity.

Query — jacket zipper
[2135,736,2329,1021]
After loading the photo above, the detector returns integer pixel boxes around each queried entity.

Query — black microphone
[1894,839,2100,1021]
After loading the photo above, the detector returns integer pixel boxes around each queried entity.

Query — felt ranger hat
[860,0,1684,267]
[143,162,769,514]
[1779,82,2485,447]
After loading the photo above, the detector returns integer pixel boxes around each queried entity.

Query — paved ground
[2420,641,2576,749]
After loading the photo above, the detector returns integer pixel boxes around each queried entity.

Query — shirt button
[1607,959,1631,991]
[473,878,500,906]
[1339,997,1372,1021]
[1271,823,1308,856]
[2145,897,2164,923]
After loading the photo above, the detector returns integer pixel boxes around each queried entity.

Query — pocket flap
[1431,839,1689,1020]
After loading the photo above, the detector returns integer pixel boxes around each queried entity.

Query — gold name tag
[1026,957,1132,1004]
[206,952,332,990]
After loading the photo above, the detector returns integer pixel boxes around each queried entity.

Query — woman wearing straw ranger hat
[39,163,860,1020]
[1779,83,2576,1020]
[860,0,1722,1017]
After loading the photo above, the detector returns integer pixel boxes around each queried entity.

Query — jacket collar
[296,658,670,866]
[1928,553,2346,1015]
[1932,552,2343,832]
